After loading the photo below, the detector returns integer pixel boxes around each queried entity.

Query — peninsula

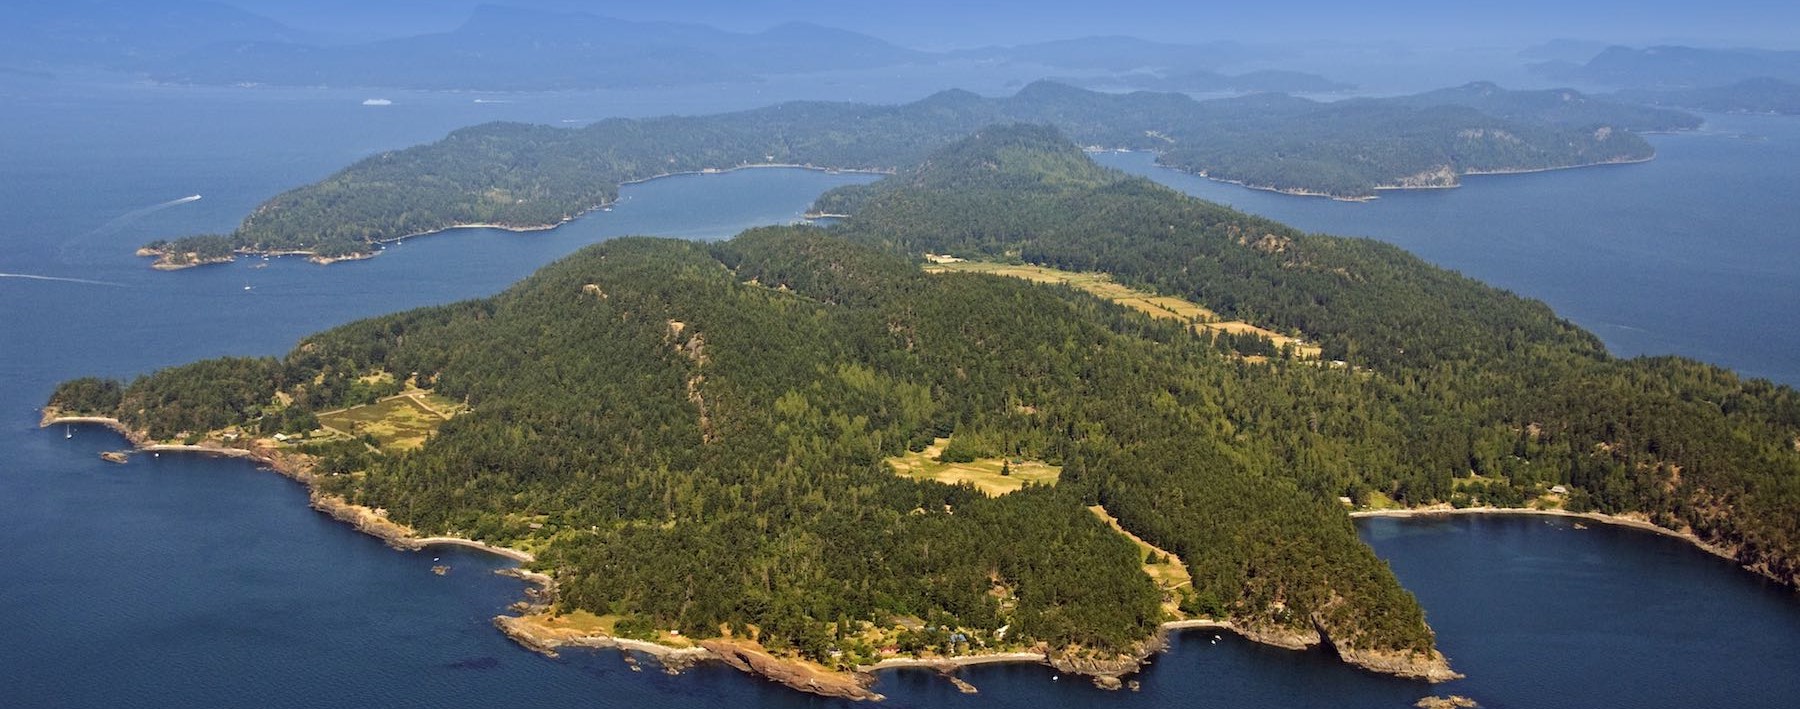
[136,81,1696,268]
[57,127,1799,699]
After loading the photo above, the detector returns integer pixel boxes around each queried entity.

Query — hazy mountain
[1517,39,1610,64]
[954,36,1257,71]
[1055,69,1353,94]
[149,5,926,90]
[1,0,307,68]
[1534,45,1800,88]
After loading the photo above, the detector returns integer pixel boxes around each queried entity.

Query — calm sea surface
[2,74,1796,708]
[1095,117,1800,386]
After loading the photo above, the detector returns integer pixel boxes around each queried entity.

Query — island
[56,127,1798,699]
[135,81,1698,269]
[1618,77,1800,116]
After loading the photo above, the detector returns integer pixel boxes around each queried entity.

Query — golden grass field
[316,391,462,451]
[925,261,1321,359]
[1087,505,1193,615]
[886,438,1061,497]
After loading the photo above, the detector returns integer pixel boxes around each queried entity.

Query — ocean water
[1093,116,1800,386]
[2,74,1797,708]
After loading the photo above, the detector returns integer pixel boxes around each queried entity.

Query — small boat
[243,284,253,291]
[65,425,72,439]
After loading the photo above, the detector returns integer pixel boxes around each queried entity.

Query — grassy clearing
[926,261,1321,359]
[515,610,697,648]
[316,391,459,451]
[886,438,1060,497]
[1362,491,1405,510]
[1088,505,1192,616]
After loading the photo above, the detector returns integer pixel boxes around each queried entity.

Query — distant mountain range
[949,35,1257,71]
[148,6,929,90]
[1051,69,1353,94]
[8,2,1304,91]
[1,0,312,67]
[1533,45,1800,89]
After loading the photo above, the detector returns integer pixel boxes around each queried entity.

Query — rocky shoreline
[44,410,1458,700]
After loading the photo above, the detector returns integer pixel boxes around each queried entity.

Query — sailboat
[65,425,72,439]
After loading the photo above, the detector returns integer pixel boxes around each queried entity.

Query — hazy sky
[229,0,1800,49]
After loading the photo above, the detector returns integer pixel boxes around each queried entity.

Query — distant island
[1532,45,1800,89]
[137,81,1696,269]
[1048,69,1355,94]
[55,127,1800,699]
[1618,77,1800,116]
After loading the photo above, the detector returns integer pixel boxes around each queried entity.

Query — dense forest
[143,81,1695,263]
[820,125,1800,586]
[63,128,1799,680]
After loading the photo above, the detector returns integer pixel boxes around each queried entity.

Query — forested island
[138,81,1696,268]
[1618,78,1800,116]
[57,127,1800,698]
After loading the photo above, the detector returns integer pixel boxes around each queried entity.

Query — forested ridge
[144,81,1693,264]
[60,128,1799,683]
[822,125,1800,588]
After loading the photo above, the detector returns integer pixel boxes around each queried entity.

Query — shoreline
[43,411,1457,697]
[42,412,534,566]
[1348,506,1761,574]
[138,163,893,270]
[1095,147,1660,203]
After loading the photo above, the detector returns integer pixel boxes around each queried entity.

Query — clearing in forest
[1087,505,1193,615]
[886,438,1060,497]
[315,391,462,451]
[926,260,1321,359]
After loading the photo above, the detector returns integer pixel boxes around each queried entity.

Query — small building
[1550,485,1569,495]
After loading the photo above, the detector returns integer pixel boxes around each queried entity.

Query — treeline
[147,81,1690,259]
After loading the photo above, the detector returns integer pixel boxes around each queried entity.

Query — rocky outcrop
[1232,623,1322,651]
[1417,695,1479,709]
[1381,165,1459,189]
[700,640,883,701]
[1048,648,1147,690]
[1337,645,1462,682]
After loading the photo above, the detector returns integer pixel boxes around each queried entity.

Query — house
[1550,485,1569,495]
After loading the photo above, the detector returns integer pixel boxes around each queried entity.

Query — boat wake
[58,194,202,263]
[93,194,202,235]
[0,272,126,287]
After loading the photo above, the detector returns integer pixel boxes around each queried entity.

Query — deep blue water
[2,75,1797,708]
[1094,118,1800,386]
